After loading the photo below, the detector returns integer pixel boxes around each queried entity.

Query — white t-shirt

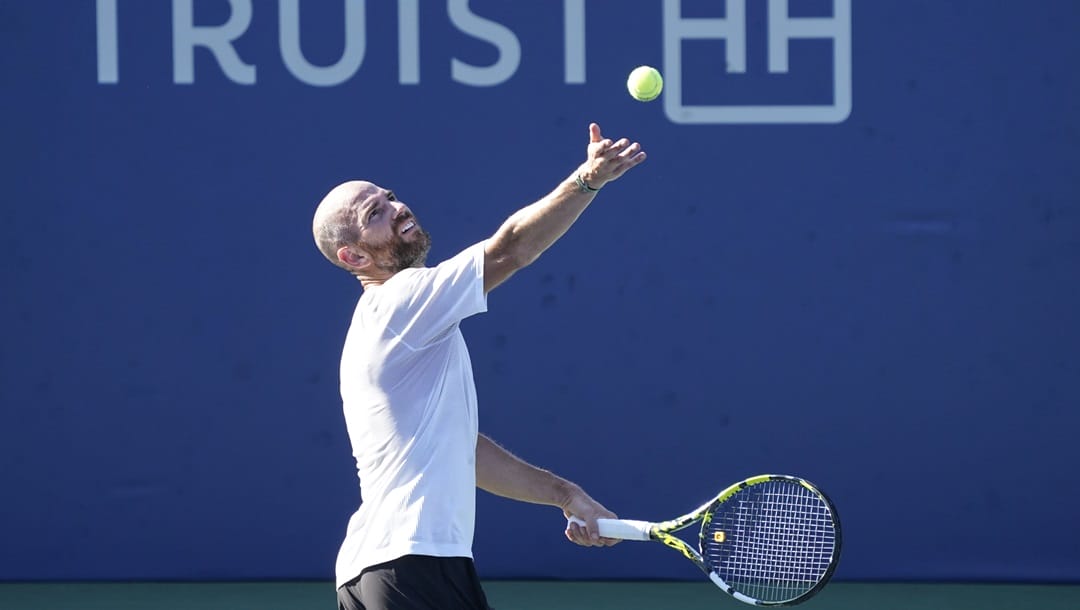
[334,242,488,588]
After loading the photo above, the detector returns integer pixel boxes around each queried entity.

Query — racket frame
[580,474,842,607]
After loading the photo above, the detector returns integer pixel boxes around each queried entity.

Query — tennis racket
[568,474,841,606]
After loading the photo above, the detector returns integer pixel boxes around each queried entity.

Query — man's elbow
[487,236,536,275]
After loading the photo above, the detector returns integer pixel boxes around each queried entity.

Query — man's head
[312,181,432,283]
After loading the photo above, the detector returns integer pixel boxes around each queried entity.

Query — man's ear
[337,245,371,271]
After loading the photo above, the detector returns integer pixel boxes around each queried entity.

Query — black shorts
[337,554,494,610]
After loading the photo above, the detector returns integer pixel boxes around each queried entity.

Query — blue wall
[2,0,1078,582]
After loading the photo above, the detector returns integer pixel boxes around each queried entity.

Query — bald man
[314,124,646,610]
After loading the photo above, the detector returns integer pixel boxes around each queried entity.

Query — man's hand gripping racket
[567,474,842,606]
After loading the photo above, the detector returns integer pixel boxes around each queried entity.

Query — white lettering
[98,0,578,87]
[173,0,256,85]
[96,0,119,84]
[399,0,420,84]
[664,0,746,74]
[663,0,853,124]
[448,0,520,87]
[564,0,586,84]
[279,0,366,87]
[768,0,847,73]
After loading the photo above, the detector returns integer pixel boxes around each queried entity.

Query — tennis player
[313,123,646,610]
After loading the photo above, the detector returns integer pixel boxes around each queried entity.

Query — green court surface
[0,581,1077,609]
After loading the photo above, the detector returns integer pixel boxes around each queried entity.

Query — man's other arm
[483,123,645,293]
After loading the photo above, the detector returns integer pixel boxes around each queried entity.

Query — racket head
[698,475,842,606]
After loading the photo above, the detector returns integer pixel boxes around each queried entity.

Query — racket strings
[702,480,837,603]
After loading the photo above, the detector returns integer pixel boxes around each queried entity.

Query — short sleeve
[384,241,488,348]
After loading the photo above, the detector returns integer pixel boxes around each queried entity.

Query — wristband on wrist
[575,173,600,193]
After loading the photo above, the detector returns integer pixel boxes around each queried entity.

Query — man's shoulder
[438,241,488,269]
[408,241,488,285]
[365,241,487,307]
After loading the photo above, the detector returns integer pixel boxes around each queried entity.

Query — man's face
[354,184,431,273]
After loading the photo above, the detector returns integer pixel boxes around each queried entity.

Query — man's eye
[369,210,379,220]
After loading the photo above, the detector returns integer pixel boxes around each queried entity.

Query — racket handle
[567,516,652,541]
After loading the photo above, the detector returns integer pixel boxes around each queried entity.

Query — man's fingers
[593,138,631,160]
[581,128,646,186]
[604,150,648,182]
[586,520,601,543]
[605,138,631,155]
[580,520,599,545]
[566,521,588,545]
[565,520,606,546]
[564,524,577,543]
[616,142,641,159]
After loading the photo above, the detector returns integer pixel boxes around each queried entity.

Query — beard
[374,226,432,273]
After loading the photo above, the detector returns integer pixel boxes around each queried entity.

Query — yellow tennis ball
[627,65,663,102]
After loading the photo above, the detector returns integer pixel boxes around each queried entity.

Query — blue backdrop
[2,0,1078,583]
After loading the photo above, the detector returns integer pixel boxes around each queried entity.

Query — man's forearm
[476,433,620,546]
[488,171,596,269]
[475,433,577,507]
[482,124,644,293]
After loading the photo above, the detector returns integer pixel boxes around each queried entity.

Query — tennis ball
[627,65,663,102]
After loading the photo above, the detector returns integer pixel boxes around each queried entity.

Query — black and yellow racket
[568,474,842,606]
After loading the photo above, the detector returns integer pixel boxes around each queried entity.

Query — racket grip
[567,516,652,541]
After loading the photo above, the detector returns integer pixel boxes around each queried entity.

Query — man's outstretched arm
[483,123,646,293]
[476,433,618,547]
